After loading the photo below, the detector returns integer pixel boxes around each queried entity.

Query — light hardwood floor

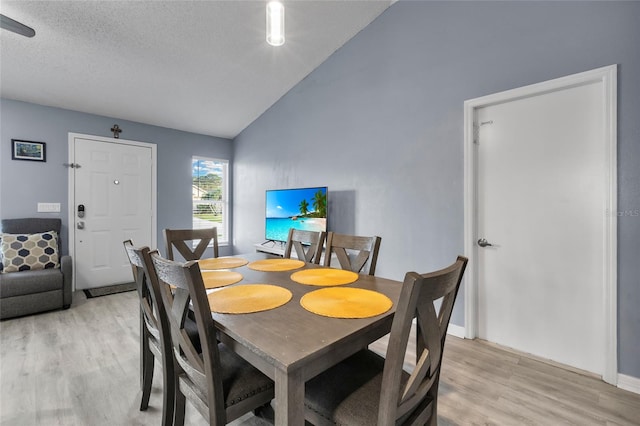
[1,290,639,425]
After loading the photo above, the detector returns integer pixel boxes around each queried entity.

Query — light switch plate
[37,202,61,213]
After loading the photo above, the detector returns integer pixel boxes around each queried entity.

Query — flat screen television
[265,186,328,243]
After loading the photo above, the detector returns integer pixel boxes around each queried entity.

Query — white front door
[465,66,617,381]
[70,134,156,290]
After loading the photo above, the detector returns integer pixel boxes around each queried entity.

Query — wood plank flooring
[1,290,638,425]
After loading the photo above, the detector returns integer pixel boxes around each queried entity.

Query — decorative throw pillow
[0,231,60,273]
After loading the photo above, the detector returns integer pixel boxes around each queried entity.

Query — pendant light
[266,1,285,46]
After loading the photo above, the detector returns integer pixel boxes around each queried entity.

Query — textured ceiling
[0,1,392,139]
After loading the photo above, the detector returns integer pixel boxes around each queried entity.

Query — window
[192,157,228,244]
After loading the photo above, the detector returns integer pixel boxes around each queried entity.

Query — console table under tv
[254,241,336,264]
[254,241,287,257]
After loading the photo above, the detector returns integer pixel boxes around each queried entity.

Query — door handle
[477,238,493,247]
[77,221,85,230]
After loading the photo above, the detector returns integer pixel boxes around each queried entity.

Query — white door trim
[68,132,158,290]
[463,65,617,384]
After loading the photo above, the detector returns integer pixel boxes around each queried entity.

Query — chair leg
[173,385,186,426]
[427,408,437,426]
[426,398,437,426]
[139,312,145,387]
[253,402,274,422]
[160,355,175,426]
[140,346,154,411]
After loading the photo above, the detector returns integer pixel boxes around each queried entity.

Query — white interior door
[70,135,155,290]
[475,81,609,376]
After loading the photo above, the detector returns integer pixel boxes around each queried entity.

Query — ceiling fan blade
[0,14,35,38]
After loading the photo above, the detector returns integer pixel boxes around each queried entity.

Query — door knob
[477,238,493,247]
[77,221,85,230]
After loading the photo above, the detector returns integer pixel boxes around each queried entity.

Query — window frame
[192,156,229,245]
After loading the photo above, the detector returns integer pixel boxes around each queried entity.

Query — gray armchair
[0,218,72,319]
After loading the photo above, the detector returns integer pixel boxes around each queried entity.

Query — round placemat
[300,287,393,319]
[247,258,305,272]
[208,284,292,314]
[290,268,359,286]
[198,257,248,270]
[202,271,243,289]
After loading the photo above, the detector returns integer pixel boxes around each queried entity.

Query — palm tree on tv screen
[299,199,309,216]
[313,190,326,218]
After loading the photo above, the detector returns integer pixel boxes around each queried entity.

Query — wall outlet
[37,203,61,213]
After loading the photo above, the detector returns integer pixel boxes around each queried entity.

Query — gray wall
[0,99,234,258]
[233,1,640,377]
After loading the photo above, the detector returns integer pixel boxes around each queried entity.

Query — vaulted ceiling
[0,1,392,139]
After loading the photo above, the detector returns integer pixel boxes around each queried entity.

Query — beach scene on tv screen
[266,187,327,242]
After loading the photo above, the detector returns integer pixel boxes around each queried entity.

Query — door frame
[463,65,617,384]
[68,132,158,290]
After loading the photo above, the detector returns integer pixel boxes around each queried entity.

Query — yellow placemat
[198,257,248,270]
[247,258,305,272]
[202,271,243,289]
[300,287,393,319]
[208,284,292,314]
[290,268,359,286]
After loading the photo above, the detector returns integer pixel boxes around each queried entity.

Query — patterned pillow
[1,231,60,273]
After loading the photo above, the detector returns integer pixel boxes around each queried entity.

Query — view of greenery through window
[192,158,227,242]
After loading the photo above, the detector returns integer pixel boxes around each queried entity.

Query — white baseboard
[618,373,640,395]
[447,324,466,339]
[440,324,639,395]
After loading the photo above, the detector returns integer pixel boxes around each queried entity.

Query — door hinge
[473,123,480,145]
[474,120,494,145]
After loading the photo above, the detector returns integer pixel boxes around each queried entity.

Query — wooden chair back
[378,256,468,425]
[323,232,382,275]
[283,228,326,264]
[124,241,163,339]
[123,240,174,424]
[163,227,219,261]
[150,251,226,423]
[149,251,273,425]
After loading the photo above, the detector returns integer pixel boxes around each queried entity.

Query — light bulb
[266,1,285,46]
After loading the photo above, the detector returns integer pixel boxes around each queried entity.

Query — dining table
[203,252,403,426]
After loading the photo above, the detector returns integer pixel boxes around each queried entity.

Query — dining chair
[323,232,382,275]
[164,227,219,261]
[283,228,326,264]
[123,240,175,426]
[149,251,275,426]
[304,255,468,426]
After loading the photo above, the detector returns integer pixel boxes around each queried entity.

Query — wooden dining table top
[206,252,403,426]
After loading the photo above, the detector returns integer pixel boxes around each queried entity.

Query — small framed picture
[11,139,46,162]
